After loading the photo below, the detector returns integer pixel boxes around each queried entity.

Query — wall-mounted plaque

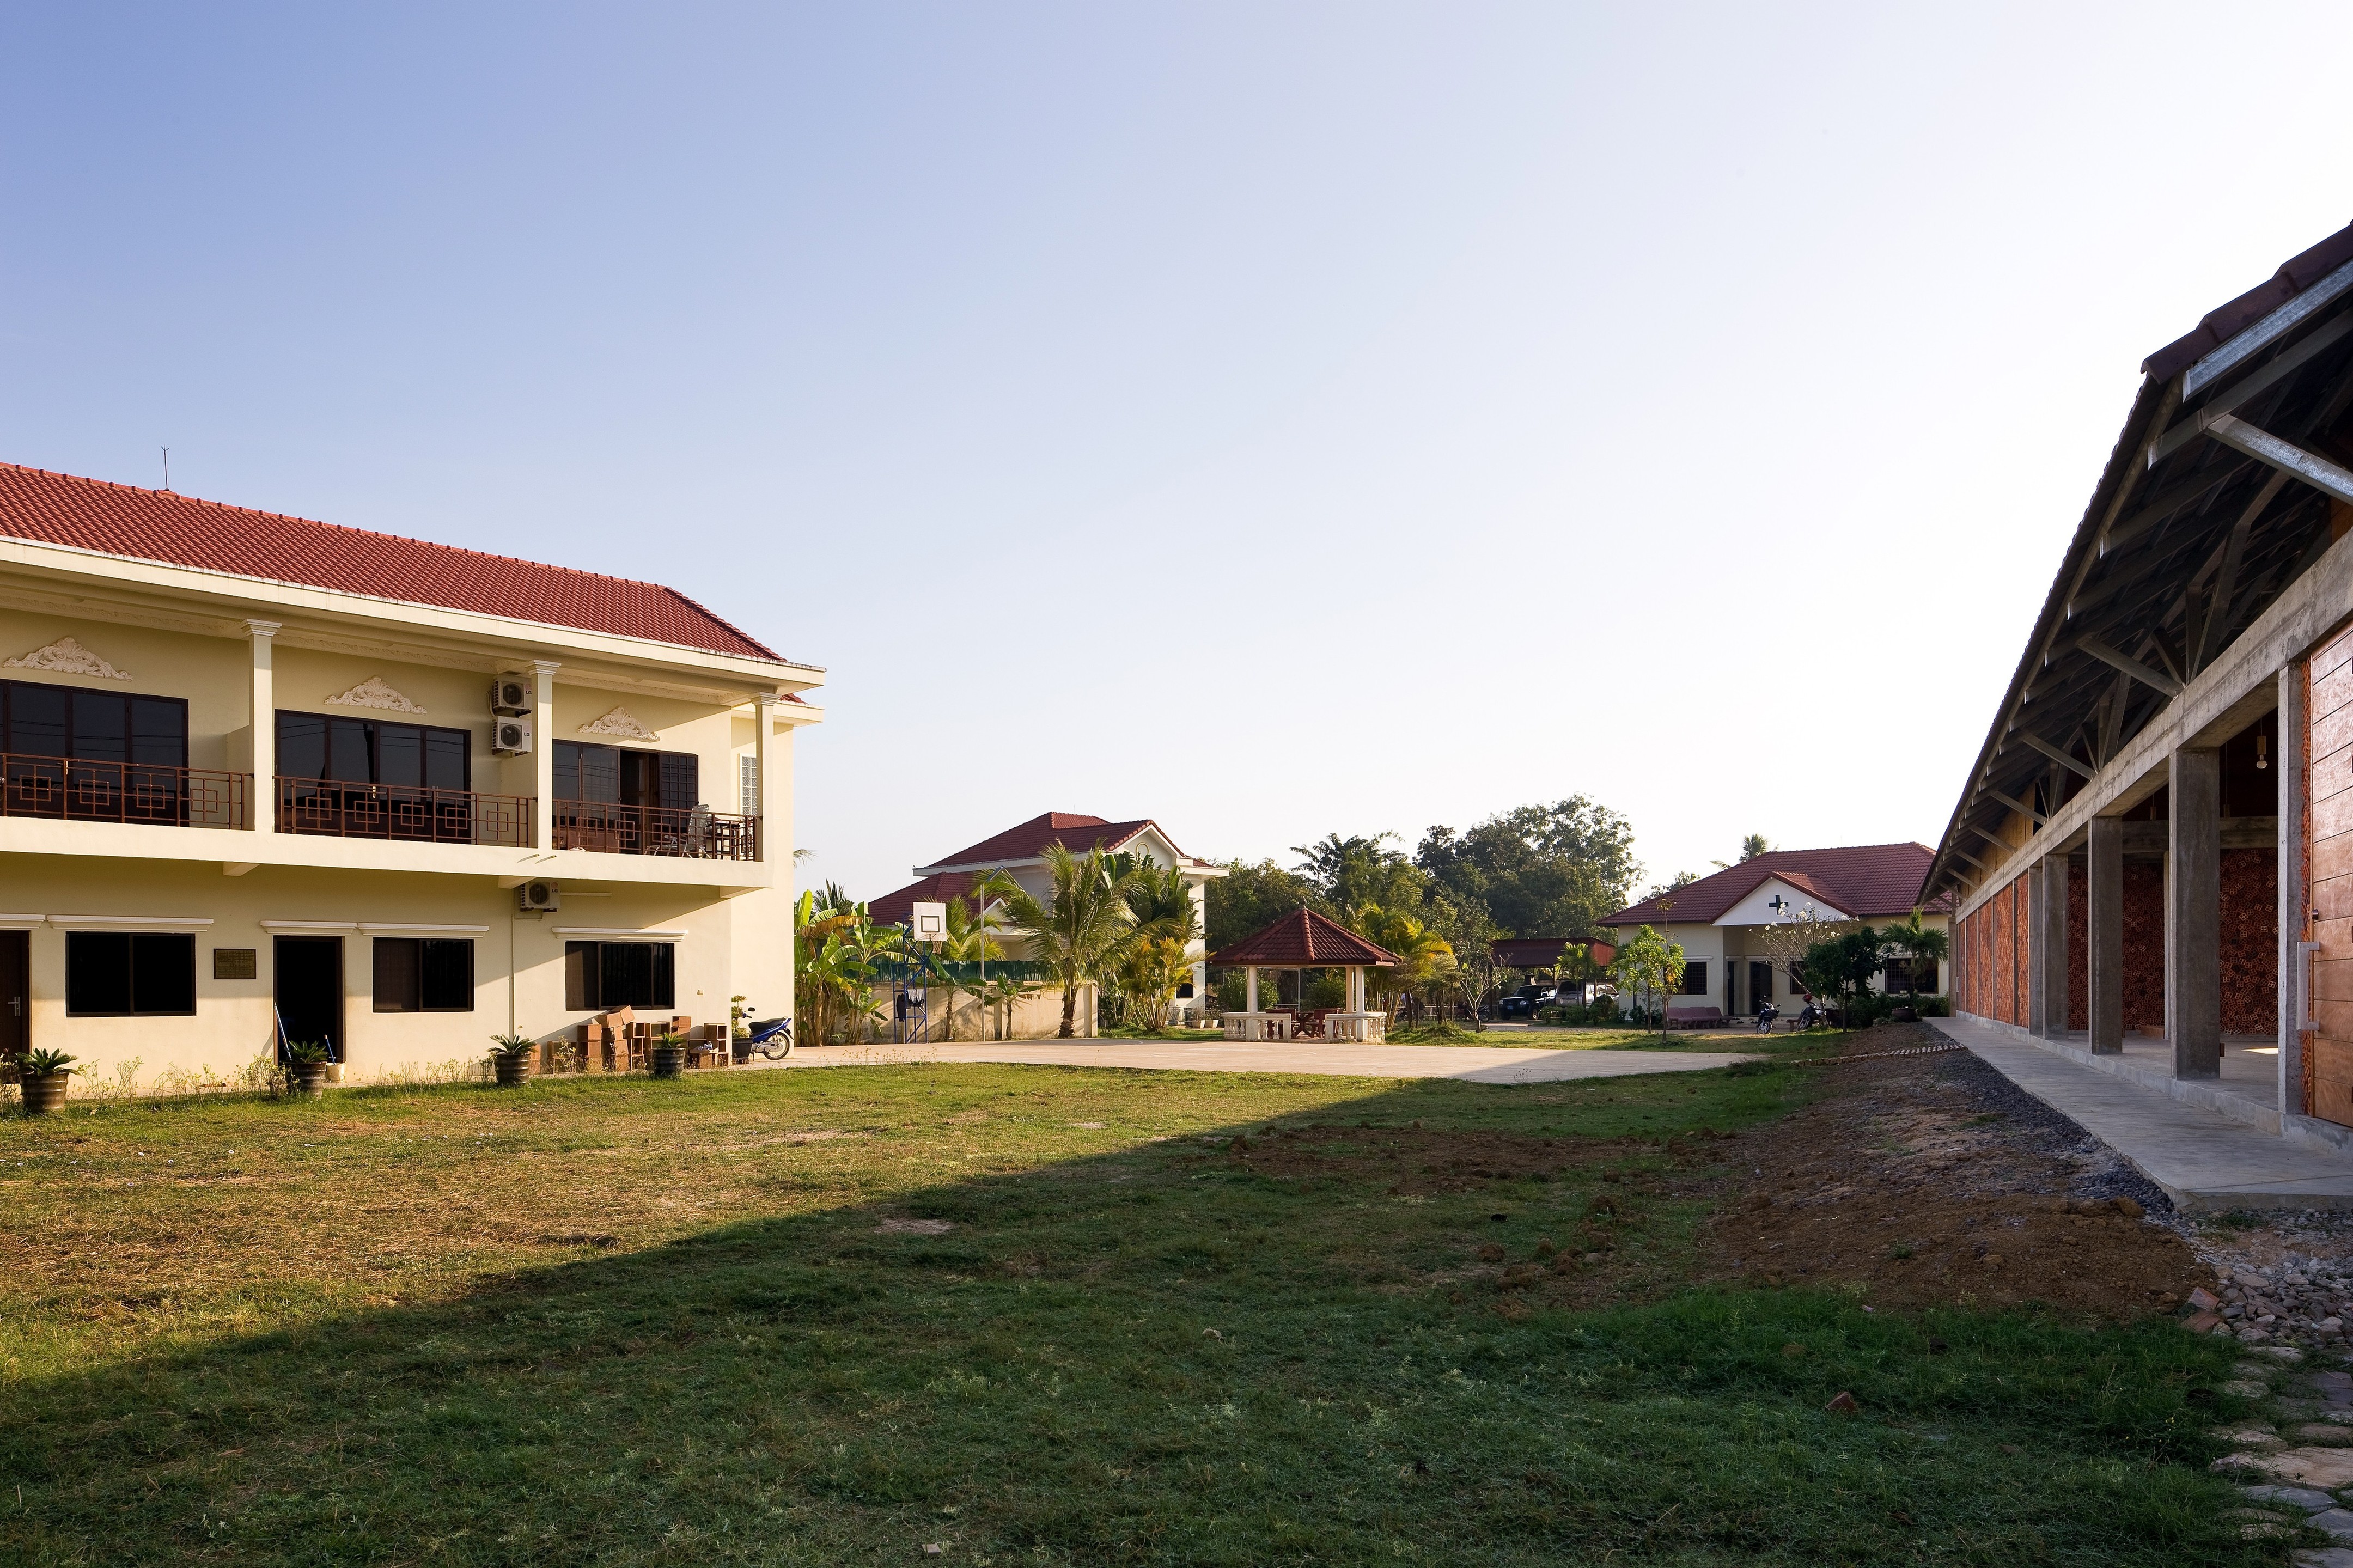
[212,948,258,980]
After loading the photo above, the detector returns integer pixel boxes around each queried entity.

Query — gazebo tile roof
[1209,908,1397,968]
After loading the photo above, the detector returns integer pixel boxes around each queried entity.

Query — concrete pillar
[532,660,560,851]
[2282,664,2309,1113]
[2170,747,2223,1078]
[246,619,279,838]
[2023,862,2042,1031]
[753,694,777,857]
[2036,853,2069,1039]
[1246,967,1259,1012]
[2088,816,2124,1053]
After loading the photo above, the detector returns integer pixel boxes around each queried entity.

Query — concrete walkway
[741,1039,1757,1085]
[1931,1014,2353,1211]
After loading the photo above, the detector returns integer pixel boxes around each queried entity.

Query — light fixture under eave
[2258,734,2269,771]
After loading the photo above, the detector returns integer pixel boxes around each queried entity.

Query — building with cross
[1598,843,1950,1021]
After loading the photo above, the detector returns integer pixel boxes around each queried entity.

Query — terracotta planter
[494,1053,532,1087]
[650,1045,685,1079]
[20,1073,68,1115]
[291,1061,330,1099]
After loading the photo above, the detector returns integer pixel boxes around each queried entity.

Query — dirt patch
[1699,1023,2205,1316]
[878,1218,956,1235]
[1191,1124,1709,1194]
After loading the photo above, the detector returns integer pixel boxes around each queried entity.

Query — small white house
[1596,843,1951,1018]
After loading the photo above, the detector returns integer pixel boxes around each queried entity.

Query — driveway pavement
[741,1039,1755,1084]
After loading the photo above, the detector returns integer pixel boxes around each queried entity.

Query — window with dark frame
[371,938,476,1012]
[1,679,188,765]
[563,941,676,1010]
[277,712,470,790]
[66,931,197,1016]
[552,742,698,807]
[1680,960,1709,996]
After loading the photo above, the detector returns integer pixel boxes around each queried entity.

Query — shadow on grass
[0,1066,2270,1567]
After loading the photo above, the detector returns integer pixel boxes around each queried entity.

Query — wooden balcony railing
[276,779,535,848]
[0,754,248,829]
[553,800,760,861]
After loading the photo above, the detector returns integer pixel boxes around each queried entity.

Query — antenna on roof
[161,447,171,492]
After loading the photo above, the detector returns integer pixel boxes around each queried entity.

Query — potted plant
[284,1040,332,1099]
[16,1048,75,1115]
[651,1030,687,1079]
[487,1033,537,1087]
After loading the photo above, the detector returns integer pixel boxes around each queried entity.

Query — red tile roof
[1599,843,1949,928]
[1491,937,1616,969]
[1209,908,1397,968]
[0,462,785,662]
[868,871,982,929]
[919,812,1188,870]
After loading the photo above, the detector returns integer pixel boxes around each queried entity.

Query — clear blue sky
[5,3,2352,902]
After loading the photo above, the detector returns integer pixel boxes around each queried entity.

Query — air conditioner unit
[492,718,533,755]
[516,880,560,913]
[489,677,532,716]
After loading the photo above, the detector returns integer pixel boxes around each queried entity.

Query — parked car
[1497,984,1555,1020]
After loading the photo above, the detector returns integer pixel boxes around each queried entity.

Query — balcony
[1,753,248,829]
[552,800,760,861]
[276,778,534,848]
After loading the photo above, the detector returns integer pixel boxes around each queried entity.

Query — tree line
[1205,797,1640,1016]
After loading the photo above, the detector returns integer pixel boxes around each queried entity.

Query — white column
[1246,967,1259,1011]
[754,693,778,857]
[532,661,560,851]
[246,620,280,837]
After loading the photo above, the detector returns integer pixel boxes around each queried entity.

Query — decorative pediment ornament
[4,636,133,681]
[326,676,426,714]
[578,705,659,741]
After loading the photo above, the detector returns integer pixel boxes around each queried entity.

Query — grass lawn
[0,1059,2263,1565]
[1401,1025,1838,1055]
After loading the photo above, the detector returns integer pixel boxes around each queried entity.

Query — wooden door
[0,931,26,1058]
[2307,625,2353,1122]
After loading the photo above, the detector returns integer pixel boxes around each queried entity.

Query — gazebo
[1208,907,1398,1042]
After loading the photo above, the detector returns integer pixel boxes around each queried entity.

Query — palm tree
[930,894,1007,1040]
[1883,908,1950,999]
[794,888,886,1045]
[980,969,1030,1040]
[1350,905,1456,1018]
[979,845,1142,1038]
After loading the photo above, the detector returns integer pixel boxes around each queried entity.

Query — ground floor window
[372,938,475,1012]
[65,931,196,1016]
[564,941,675,1011]
[1680,960,1709,996]
[1886,958,1938,993]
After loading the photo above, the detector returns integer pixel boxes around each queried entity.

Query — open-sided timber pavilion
[1930,220,2353,1157]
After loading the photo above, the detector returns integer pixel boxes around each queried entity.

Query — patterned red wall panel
[2123,861,2164,1030]
[2013,875,2030,1026]
[2068,859,2087,1032]
[2222,846,2278,1035]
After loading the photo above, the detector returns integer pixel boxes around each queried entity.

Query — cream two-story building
[0,463,822,1085]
